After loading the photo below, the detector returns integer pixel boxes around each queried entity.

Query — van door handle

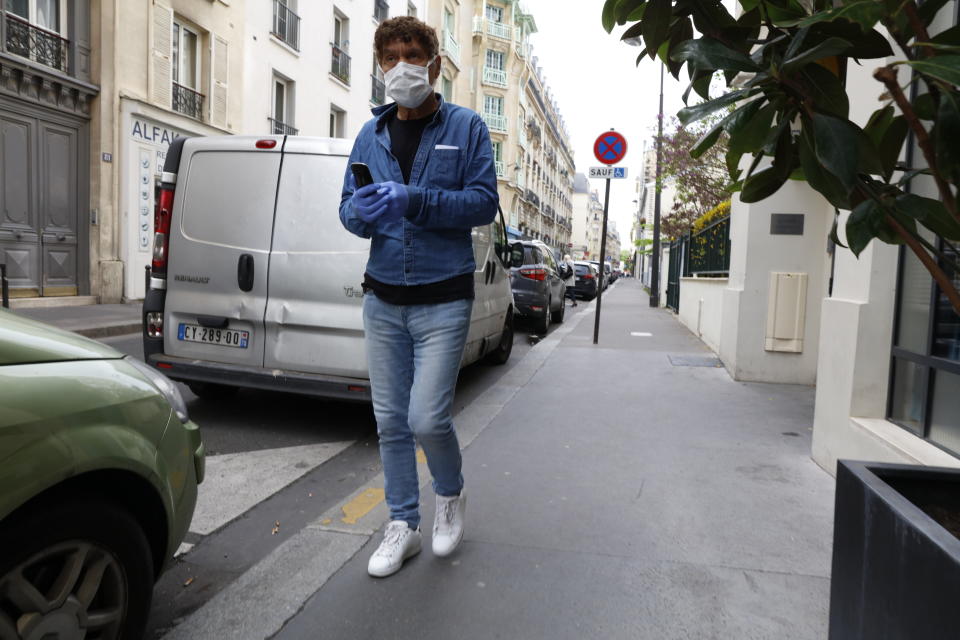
[197,315,229,328]
[238,254,255,292]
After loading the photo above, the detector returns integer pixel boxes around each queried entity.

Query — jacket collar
[373,93,446,131]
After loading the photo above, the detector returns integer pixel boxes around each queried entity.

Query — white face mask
[384,60,436,108]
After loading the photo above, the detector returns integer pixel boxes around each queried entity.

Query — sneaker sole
[432,531,463,557]
[367,541,421,578]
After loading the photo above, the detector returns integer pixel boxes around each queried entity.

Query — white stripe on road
[189,441,353,536]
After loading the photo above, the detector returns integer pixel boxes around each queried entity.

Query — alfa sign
[589,166,627,179]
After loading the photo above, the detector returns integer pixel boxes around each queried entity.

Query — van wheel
[0,498,154,640]
[551,293,565,324]
[536,298,551,335]
[485,311,514,365]
[188,382,238,400]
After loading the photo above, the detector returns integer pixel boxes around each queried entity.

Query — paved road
[97,298,595,638]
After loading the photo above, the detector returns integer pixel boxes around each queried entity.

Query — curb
[74,323,142,339]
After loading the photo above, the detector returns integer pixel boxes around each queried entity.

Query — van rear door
[163,136,283,368]
[262,138,370,378]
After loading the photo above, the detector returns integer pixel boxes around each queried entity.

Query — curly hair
[374,16,439,62]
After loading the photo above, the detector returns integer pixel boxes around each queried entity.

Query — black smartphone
[351,162,374,188]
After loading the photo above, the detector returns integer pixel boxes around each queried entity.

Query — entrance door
[0,106,81,297]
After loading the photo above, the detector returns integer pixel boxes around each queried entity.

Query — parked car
[509,240,567,333]
[573,261,599,300]
[143,136,515,402]
[589,261,608,291]
[0,309,203,640]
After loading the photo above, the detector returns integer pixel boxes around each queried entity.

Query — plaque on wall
[771,213,805,235]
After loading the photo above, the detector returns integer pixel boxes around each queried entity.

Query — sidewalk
[168,279,836,640]
[10,302,141,338]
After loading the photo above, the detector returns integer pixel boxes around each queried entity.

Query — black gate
[665,234,689,312]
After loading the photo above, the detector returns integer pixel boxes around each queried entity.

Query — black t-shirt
[363,109,474,305]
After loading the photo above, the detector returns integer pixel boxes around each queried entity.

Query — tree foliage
[656,114,731,238]
[603,0,960,313]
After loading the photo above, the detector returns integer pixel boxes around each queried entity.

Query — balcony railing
[2,12,68,72]
[271,0,301,51]
[482,112,507,133]
[269,117,298,135]
[331,43,351,84]
[172,82,205,120]
[487,20,512,40]
[482,66,507,88]
[495,161,505,177]
[441,29,460,66]
[371,75,385,105]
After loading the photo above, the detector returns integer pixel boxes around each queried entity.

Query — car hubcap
[0,541,126,640]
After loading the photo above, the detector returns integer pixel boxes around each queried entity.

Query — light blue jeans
[363,293,473,529]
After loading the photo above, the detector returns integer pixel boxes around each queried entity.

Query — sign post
[590,129,627,345]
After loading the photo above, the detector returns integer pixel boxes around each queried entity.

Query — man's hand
[352,183,389,223]
[375,181,410,223]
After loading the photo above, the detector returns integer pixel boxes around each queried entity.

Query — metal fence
[689,216,731,276]
[666,235,689,312]
[331,44,350,84]
[2,11,69,72]
[269,117,298,135]
[272,0,301,51]
[173,82,205,120]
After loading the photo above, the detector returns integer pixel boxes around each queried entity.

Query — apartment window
[492,141,504,177]
[441,73,453,102]
[371,59,385,105]
[443,7,455,34]
[172,20,204,119]
[485,49,504,70]
[270,76,297,134]
[4,0,68,70]
[374,0,389,23]
[485,4,504,22]
[272,0,301,51]
[484,94,503,116]
[407,2,417,17]
[482,94,506,133]
[331,12,351,84]
[329,104,346,138]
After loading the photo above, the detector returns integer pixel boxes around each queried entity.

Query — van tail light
[146,312,163,338]
[519,268,547,281]
[152,186,175,275]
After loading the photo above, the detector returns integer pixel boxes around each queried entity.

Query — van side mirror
[509,243,524,269]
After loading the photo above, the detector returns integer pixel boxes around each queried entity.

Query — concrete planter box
[830,460,960,639]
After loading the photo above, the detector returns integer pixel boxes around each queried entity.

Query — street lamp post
[649,63,664,308]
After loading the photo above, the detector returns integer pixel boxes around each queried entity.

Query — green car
[0,309,203,640]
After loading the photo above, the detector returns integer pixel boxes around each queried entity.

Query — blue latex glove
[352,182,389,223]
[375,181,410,223]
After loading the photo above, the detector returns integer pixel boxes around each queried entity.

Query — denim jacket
[339,95,499,286]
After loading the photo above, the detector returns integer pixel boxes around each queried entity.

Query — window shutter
[150,2,173,107]
[211,34,229,127]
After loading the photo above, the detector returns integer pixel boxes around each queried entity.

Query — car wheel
[485,310,514,365]
[536,298,551,335]
[551,293,565,323]
[0,498,154,640]
[188,381,238,400]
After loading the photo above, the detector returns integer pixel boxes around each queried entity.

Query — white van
[142,135,515,402]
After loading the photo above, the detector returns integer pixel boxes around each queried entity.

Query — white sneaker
[432,491,466,557]
[367,520,421,578]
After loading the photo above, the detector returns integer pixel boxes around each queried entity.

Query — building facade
[0,0,98,301]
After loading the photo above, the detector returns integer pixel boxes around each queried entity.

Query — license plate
[178,323,249,348]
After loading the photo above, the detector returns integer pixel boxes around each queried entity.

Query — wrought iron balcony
[482,66,507,88]
[331,44,350,84]
[271,0,301,51]
[2,11,68,73]
[495,161,505,177]
[441,29,460,66]
[269,117,298,135]
[482,112,507,133]
[173,82,205,120]
[371,75,386,105]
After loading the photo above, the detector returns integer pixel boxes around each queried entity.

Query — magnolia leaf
[798,0,884,31]
[829,213,848,248]
[863,106,895,148]
[642,0,673,60]
[728,103,776,155]
[846,200,882,257]
[936,90,960,174]
[811,112,862,190]
[932,25,960,46]
[905,56,960,86]
[621,20,645,42]
[798,131,851,209]
[740,167,789,202]
[799,63,849,118]
[726,148,744,181]
[918,0,952,25]
[671,38,759,72]
[678,89,752,125]
[913,93,936,120]
[616,0,646,24]
[602,0,619,33]
[782,37,852,73]
[878,116,908,181]
[895,193,960,240]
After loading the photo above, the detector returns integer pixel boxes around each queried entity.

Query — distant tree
[656,114,730,238]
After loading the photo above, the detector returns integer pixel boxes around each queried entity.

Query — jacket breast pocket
[428,148,462,190]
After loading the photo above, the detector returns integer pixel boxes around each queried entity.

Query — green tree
[602,0,960,313]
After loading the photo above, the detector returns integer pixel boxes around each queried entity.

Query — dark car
[573,261,599,300]
[589,261,608,291]
[510,240,567,333]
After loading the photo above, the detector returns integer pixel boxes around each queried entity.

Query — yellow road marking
[341,488,385,524]
[416,448,427,464]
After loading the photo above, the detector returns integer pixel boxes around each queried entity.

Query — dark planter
[830,460,960,639]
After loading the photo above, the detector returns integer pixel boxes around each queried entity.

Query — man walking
[339,16,498,578]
